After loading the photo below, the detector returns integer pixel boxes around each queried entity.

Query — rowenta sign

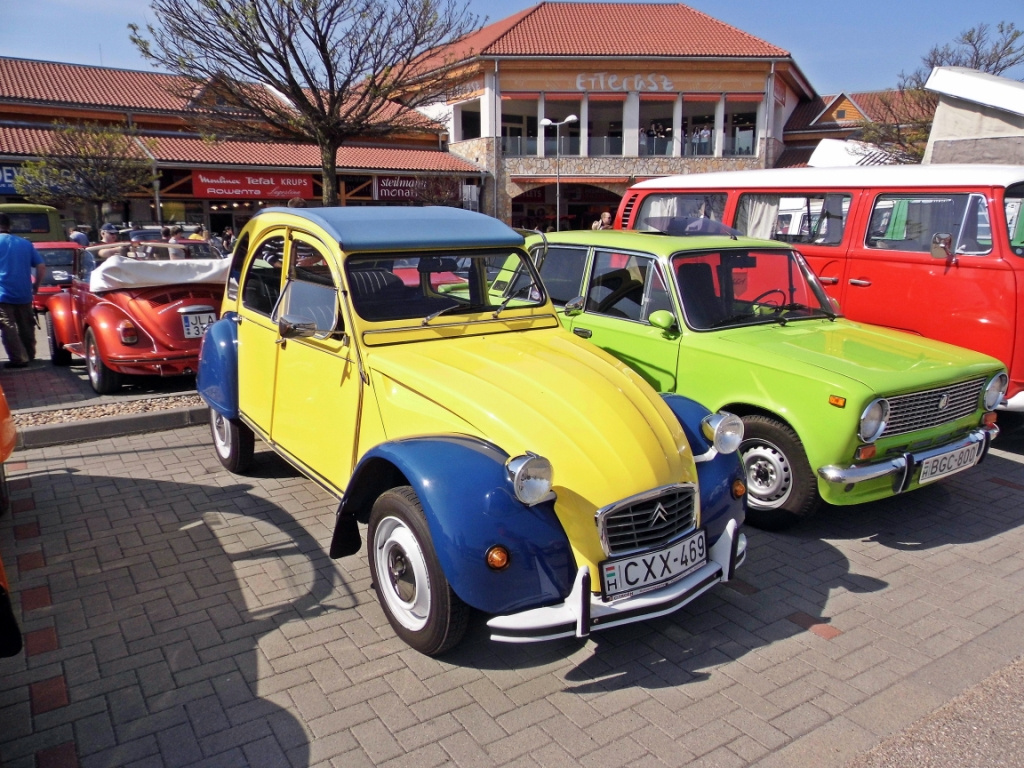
[192,171,315,199]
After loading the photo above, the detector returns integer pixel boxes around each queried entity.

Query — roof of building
[0,124,480,173]
[784,90,933,134]
[926,66,1024,117]
[437,2,789,60]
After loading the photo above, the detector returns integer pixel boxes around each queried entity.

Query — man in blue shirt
[0,213,46,368]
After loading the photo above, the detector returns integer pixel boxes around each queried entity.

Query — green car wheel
[740,415,819,531]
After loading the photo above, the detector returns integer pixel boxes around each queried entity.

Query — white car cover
[89,255,231,293]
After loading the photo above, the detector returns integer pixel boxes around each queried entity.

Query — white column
[580,97,590,158]
[714,95,725,158]
[625,92,640,157]
[672,96,683,157]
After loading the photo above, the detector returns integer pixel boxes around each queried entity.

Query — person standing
[67,226,89,247]
[0,213,46,368]
[592,211,612,230]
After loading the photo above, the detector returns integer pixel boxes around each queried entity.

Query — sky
[2,0,1022,96]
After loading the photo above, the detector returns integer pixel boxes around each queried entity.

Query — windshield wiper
[492,285,534,317]
[422,302,484,325]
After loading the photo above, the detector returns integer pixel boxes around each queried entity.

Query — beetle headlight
[859,398,889,443]
[983,372,1008,411]
[701,412,744,454]
[506,453,554,506]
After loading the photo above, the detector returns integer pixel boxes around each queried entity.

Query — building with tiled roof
[0,56,483,232]
[413,1,814,227]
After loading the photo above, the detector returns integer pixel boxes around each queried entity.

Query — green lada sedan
[526,229,1007,530]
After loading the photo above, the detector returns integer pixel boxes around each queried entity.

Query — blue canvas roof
[261,206,525,251]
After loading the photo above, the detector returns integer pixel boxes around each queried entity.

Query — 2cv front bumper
[486,520,745,643]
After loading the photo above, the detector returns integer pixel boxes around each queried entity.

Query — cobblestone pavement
[2,420,1024,768]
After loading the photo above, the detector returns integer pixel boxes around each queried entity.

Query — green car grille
[883,377,984,438]
[599,486,697,557]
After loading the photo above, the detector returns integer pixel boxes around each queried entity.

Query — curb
[16,405,209,450]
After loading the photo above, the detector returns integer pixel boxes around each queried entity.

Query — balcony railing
[498,132,748,157]
[501,136,538,156]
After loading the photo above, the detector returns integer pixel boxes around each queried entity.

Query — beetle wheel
[369,487,468,656]
[46,314,71,366]
[740,415,818,531]
[210,408,255,474]
[84,328,121,394]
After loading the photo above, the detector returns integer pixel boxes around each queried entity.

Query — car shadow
[0,470,350,767]
[440,528,886,692]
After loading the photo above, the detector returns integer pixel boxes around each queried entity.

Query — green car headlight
[506,453,555,506]
[859,398,889,443]
[983,372,1008,411]
[701,412,744,454]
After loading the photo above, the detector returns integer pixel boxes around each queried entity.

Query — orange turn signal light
[485,546,510,570]
[983,411,998,426]
[731,479,746,499]
[854,444,877,461]
[828,395,847,408]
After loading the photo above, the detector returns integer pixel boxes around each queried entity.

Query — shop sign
[574,73,676,92]
[192,170,315,199]
[374,176,455,201]
[0,165,20,195]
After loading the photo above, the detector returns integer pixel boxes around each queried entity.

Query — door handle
[849,279,872,287]
[818,276,839,285]
[573,327,593,339]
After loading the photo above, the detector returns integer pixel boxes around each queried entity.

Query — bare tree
[129,0,481,206]
[14,122,157,231]
[857,21,1024,163]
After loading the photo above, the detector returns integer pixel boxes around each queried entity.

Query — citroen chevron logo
[651,502,669,527]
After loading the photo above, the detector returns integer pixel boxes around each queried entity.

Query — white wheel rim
[86,336,100,384]
[742,441,793,510]
[211,411,231,459]
[373,516,431,632]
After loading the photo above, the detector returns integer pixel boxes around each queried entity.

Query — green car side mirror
[648,309,677,331]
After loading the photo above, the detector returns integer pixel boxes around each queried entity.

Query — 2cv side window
[240,235,285,316]
[272,236,341,337]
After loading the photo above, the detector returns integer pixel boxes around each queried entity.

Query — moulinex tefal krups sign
[192,171,314,199]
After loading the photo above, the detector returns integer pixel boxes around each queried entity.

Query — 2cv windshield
[672,248,836,331]
[346,249,545,323]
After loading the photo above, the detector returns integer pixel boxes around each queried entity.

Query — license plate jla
[600,529,706,601]
[918,442,981,484]
[182,312,216,338]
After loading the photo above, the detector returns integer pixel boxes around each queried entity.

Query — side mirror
[277,314,318,340]
[931,233,957,264]
[564,295,585,316]
[648,309,677,331]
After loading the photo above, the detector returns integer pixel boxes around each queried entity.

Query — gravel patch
[13,394,205,428]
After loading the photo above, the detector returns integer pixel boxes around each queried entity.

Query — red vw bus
[617,165,1024,409]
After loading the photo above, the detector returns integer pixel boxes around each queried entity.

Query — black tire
[84,328,121,394]
[209,408,255,474]
[46,313,72,366]
[369,487,469,656]
[0,464,10,517]
[740,415,819,531]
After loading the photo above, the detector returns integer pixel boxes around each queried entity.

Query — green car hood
[711,318,1001,393]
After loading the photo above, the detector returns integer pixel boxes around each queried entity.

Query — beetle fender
[661,393,746,540]
[197,314,239,418]
[334,435,575,615]
[45,292,78,348]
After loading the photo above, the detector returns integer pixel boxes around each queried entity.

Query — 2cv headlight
[701,412,744,454]
[983,372,1008,411]
[506,453,554,506]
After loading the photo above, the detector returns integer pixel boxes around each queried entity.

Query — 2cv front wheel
[369,487,469,656]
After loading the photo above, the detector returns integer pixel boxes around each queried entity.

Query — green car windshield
[674,248,836,330]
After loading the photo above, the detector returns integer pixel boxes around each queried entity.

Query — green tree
[14,122,158,231]
[129,0,481,207]
[857,22,1024,163]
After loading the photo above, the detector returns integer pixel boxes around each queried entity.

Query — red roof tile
[0,125,479,173]
[443,2,788,60]
[0,57,189,113]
